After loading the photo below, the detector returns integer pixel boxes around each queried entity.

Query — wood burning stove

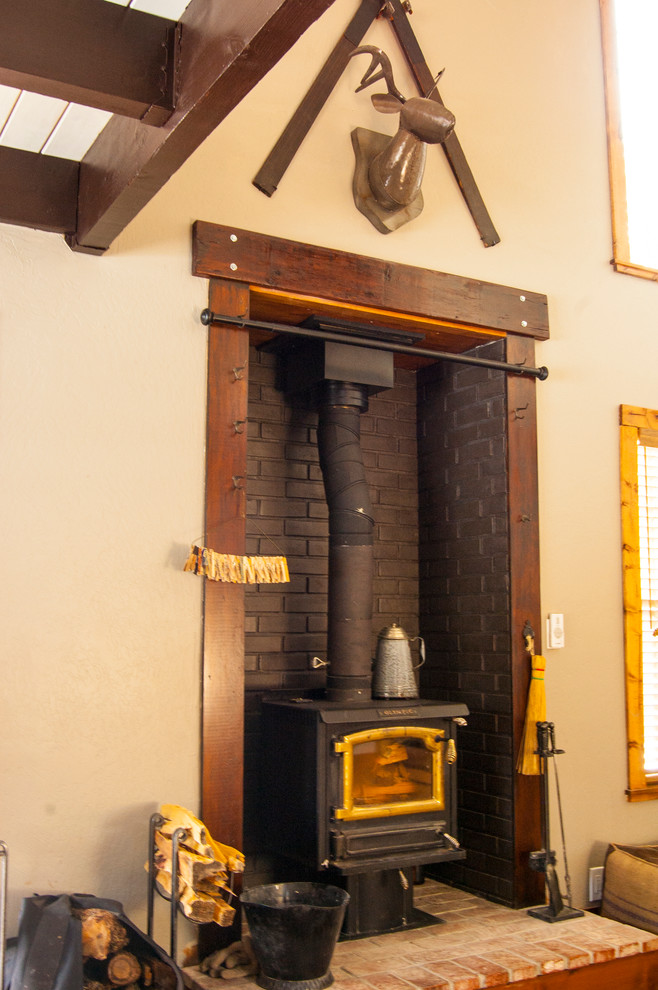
[260,696,467,936]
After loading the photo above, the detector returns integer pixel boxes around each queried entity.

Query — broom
[517,624,547,775]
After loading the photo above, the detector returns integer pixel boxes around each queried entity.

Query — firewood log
[107,952,141,987]
[212,901,236,927]
[84,979,110,990]
[74,909,129,961]
[150,804,242,928]
[150,959,177,990]
[154,832,222,886]
[181,885,235,925]
[178,886,216,924]
[158,805,244,873]
[153,867,184,899]
[152,866,235,927]
[158,805,213,858]
[195,874,231,896]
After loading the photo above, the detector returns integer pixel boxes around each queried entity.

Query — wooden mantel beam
[69,0,339,254]
[0,0,177,124]
[193,222,549,339]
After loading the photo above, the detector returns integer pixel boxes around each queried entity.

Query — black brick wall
[242,341,516,904]
[244,346,419,681]
[244,346,419,867]
[417,340,514,904]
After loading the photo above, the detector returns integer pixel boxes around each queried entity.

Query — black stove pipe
[317,381,375,702]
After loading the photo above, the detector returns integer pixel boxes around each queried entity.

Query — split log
[149,958,178,990]
[154,832,223,886]
[75,909,129,961]
[84,980,110,990]
[149,804,242,928]
[195,874,232,897]
[158,805,244,873]
[153,867,235,926]
[179,886,235,926]
[107,953,141,987]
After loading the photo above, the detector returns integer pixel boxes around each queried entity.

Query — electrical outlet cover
[588,866,605,902]
[547,613,565,649]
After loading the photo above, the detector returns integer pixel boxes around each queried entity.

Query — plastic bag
[4,893,182,990]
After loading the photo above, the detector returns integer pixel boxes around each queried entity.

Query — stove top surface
[263,696,469,723]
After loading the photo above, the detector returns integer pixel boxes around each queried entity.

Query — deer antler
[423,67,446,100]
[349,46,406,104]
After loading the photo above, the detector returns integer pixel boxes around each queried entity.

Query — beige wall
[1,0,656,934]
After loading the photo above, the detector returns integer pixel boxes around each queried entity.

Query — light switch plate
[547,613,565,649]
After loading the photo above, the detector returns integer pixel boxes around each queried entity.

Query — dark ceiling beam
[0,0,176,125]
[0,147,78,234]
[69,0,339,254]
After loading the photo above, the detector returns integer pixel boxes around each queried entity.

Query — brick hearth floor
[183,879,658,990]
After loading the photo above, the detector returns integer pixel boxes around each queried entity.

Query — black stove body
[260,697,467,936]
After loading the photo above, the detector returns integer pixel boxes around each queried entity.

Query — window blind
[637,431,658,773]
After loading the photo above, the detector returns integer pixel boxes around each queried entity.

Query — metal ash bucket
[241,882,349,990]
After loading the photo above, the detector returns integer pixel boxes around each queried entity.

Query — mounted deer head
[348,45,456,234]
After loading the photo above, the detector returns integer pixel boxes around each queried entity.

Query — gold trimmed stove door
[333,726,449,821]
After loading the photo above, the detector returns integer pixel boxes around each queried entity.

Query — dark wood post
[507,333,544,907]
[199,278,250,951]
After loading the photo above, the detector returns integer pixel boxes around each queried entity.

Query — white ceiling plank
[42,103,113,161]
[0,91,68,153]
[0,1,193,161]
[129,0,190,19]
[0,85,21,132]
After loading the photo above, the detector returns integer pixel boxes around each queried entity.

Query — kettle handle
[410,636,426,669]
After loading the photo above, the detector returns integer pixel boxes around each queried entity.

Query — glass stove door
[333,726,449,821]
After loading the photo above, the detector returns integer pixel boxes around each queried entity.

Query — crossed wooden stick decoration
[253,0,499,243]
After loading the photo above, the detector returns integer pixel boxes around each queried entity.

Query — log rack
[146,814,238,960]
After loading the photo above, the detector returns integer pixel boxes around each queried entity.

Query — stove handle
[440,831,461,850]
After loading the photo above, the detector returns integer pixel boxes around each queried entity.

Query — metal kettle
[372,622,425,699]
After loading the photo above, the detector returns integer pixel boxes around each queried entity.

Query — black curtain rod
[199,309,548,381]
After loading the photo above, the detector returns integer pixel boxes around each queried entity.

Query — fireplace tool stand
[146,813,238,959]
[527,722,583,923]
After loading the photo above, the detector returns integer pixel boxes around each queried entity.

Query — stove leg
[337,868,440,939]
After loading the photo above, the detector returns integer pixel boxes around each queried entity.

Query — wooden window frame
[600,1,658,282]
[620,404,658,800]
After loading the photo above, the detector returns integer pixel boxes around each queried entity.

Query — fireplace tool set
[528,721,583,923]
